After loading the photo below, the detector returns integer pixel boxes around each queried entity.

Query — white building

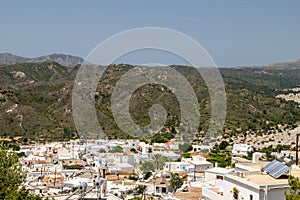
[154,151,181,161]
[182,156,213,172]
[192,144,212,152]
[203,161,298,200]
[204,167,234,186]
[232,143,253,156]
[164,162,193,173]
[109,163,135,173]
[137,142,153,155]
[165,156,213,173]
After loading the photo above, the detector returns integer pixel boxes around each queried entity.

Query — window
[250,194,253,200]
[233,187,239,200]
[216,175,223,180]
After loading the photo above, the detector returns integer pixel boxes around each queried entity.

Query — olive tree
[0,143,41,199]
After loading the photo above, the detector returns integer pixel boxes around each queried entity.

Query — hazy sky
[1,1,299,66]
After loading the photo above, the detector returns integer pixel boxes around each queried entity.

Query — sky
[0,1,300,67]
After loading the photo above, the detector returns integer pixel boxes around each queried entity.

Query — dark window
[250,195,253,200]
[216,175,223,180]
[233,189,239,200]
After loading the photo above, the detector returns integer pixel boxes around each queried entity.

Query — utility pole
[54,167,56,187]
[40,164,43,178]
[193,164,196,181]
[296,134,300,165]
[73,141,75,159]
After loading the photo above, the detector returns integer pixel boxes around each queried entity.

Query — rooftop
[173,187,202,200]
[242,173,288,186]
[226,166,300,187]
[206,167,234,174]
[236,161,270,171]
[232,157,252,163]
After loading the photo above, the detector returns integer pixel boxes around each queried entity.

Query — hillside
[0,53,83,67]
[1,60,300,146]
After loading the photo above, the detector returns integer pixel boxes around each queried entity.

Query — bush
[181,152,191,158]
[108,146,123,153]
[64,164,82,170]
[99,148,106,153]
[144,172,152,180]
[130,148,138,153]
[129,175,138,181]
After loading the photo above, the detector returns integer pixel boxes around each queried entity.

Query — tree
[219,141,229,150]
[170,173,183,191]
[285,176,300,200]
[136,185,146,194]
[152,154,169,170]
[140,154,168,173]
[0,143,42,199]
[108,146,123,153]
[179,143,193,153]
[140,161,155,173]
[181,152,191,158]
[98,148,106,153]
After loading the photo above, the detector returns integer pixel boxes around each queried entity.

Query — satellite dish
[96,178,103,187]
[79,182,87,191]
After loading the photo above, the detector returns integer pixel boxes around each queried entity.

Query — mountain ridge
[1,60,300,147]
[0,53,83,67]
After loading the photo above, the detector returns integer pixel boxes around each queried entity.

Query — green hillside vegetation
[1,61,300,142]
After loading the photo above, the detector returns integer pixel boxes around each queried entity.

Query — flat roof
[226,166,300,187]
[173,187,202,200]
[188,160,213,166]
[242,173,288,186]
[206,167,234,174]
[237,161,270,171]
[232,157,252,163]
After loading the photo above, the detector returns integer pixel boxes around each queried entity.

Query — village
[13,138,300,200]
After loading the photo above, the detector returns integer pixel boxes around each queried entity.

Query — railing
[202,187,223,200]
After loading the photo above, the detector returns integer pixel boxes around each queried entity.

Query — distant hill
[267,59,300,69]
[0,53,83,67]
[1,59,300,145]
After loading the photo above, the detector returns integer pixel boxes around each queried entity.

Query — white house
[154,151,181,161]
[204,167,234,186]
[164,162,193,173]
[182,156,213,172]
[108,163,135,173]
[232,143,253,157]
[137,142,153,155]
[192,144,212,152]
[113,153,135,165]
[202,161,298,200]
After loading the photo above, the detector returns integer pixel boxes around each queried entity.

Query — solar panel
[262,159,291,179]
[270,165,291,179]
[262,160,276,171]
[263,160,282,173]
[272,162,285,172]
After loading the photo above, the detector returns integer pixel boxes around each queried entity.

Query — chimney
[215,162,218,168]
